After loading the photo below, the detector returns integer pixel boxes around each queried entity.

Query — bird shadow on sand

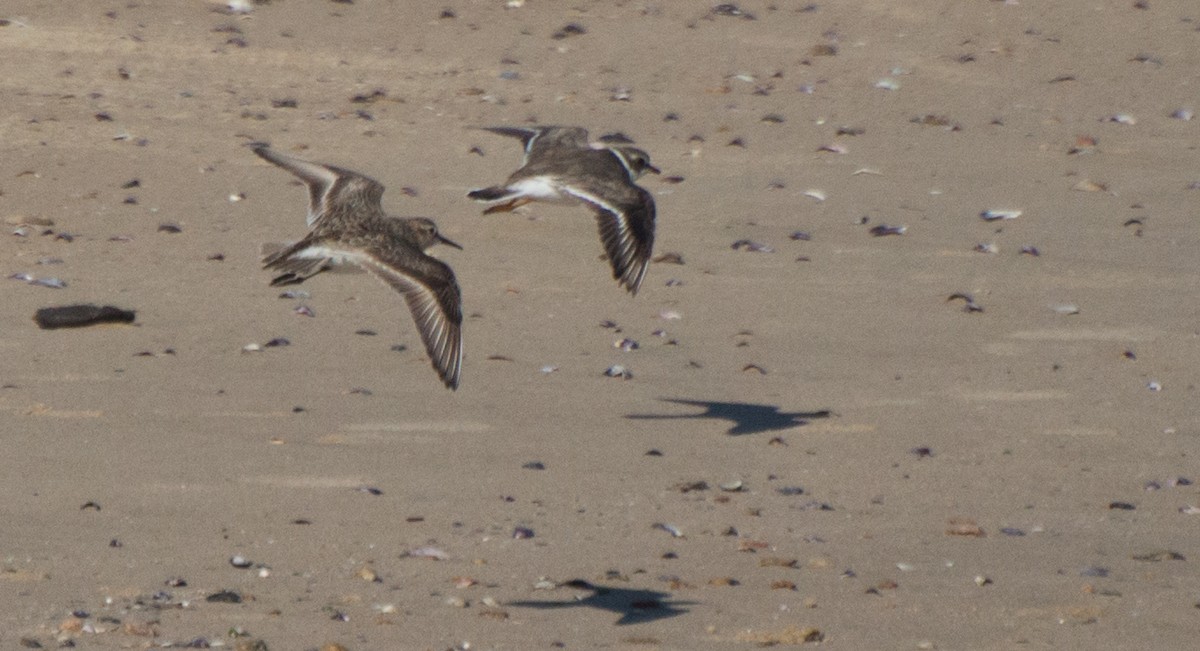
[508,580,696,625]
[625,398,832,436]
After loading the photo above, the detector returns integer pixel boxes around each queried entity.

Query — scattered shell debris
[947,293,984,313]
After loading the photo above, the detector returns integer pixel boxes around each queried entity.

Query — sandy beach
[2,1,1198,648]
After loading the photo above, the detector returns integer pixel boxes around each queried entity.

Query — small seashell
[731,239,775,253]
[980,209,1021,221]
[609,86,632,102]
[444,596,468,608]
[407,546,450,560]
[1179,505,1200,515]
[294,305,315,317]
[659,309,682,320]
[604,364,632,379]
[974,575,993,587]
[945,517,985,537]
[539,365,559,374]
[947,293,984,313]
[1051,303,1080,315]
[27,276,67,288]
[615,338,639,352]
[973,243,998,254]
[226,0,254,14]
[1170,107,1194,121]
[1103,113,1136,125]
[912,114,961,130]
[1068,135,1098,155]
[229,555,252,569]
[228,193,245,202]
[512,526,535,539]
[1146,380,1162,392]
[868,224,906,237]
[712,4,755,19]
[803,190,826,202]
[817,143,847,154]
[241,343,262,353]
[719,480,745,492]
[653,522,684,538]
[874,78,900,91]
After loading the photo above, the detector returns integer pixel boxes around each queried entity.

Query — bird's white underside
[294,245,367,266]
[509,176,580,205]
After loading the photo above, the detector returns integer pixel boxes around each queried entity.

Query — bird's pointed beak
[437,234,464,250]
[646,164,662,175]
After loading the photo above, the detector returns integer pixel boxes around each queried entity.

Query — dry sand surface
[2,0,1199,649]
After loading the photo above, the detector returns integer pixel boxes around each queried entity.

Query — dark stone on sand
[205,589,242,603]
[35,304,136,329]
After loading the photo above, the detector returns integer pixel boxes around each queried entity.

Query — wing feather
[560,184,656,295]
[359,248,464,390]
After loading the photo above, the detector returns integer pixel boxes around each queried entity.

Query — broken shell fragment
[604,365,633,379]
[731,239,775,253]
[614,338,639,352]
[868,224,906,237]
[653,522,684,538]
[980,209,1021,221]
